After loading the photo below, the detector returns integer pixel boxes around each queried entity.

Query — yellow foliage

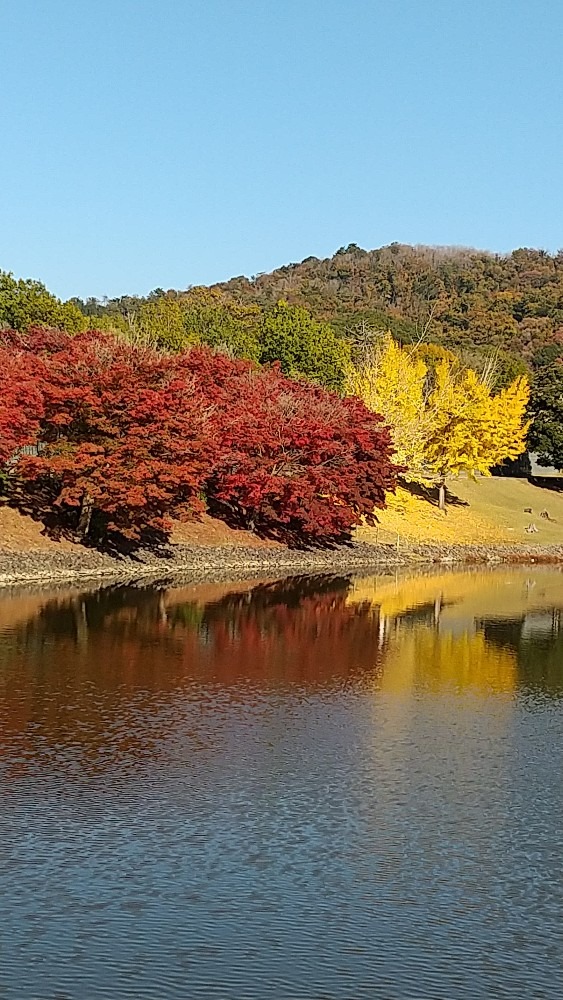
[489,376,531,465]
[347,335,435,480]
[346,567,548,619]
[381,629,517,695]
[348,336,530,489]
[425,362,530,481]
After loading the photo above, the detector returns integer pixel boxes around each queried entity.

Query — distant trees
[0,329,398,550]
[131,295,350,389]
[11,242,563,394]
[0,271,86,333]
[207,243,563,363]
[179,289,261,360]
[132,289,262,360]
[9,242,563,376]
[259,301,351,392]
[133,295,190,351]
[71,288,350,389]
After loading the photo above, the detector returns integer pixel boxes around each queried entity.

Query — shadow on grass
[400,478,469,509]
[530,476,563,494]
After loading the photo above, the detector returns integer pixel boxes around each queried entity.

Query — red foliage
[177,349,399,546]
[0,347,44,467]
[10,332,215,549]
[2,330,399,550]
[1,326,73,356]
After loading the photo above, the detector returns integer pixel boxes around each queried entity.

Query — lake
[1,567,562,1000]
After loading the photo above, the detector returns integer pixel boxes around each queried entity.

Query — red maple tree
[179,349,399,546]
[8,331,215,549]
[2,330,399,550]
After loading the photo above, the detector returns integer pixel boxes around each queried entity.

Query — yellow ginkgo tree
[426,360,530,507]
[348,336,530,509]
[347,335,434,481]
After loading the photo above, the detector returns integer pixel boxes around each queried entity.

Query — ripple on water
[1,571,562,999]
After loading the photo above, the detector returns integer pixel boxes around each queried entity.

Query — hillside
[5,244,563,370]
[211,243,563,363]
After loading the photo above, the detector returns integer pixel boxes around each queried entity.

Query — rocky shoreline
[2,539,563,589]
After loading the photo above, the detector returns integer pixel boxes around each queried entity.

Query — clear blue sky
[1,0,562,300]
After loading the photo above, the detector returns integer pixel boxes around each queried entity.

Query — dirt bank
[2,499,563,588]
[2,539,563,589]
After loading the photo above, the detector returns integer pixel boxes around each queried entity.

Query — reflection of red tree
[197,583,382,686]
[0,579,383,770]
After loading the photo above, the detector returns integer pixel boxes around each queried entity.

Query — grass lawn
[356,477,563,546]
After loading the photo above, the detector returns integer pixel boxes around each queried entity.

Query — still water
[1,567,562,999]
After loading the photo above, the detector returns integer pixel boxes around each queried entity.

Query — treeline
[67,242,563,473]
[7,244,563,370]
[1,272,351,392]
[60,243,563,368]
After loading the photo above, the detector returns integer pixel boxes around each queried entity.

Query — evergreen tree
[528,362,563,469]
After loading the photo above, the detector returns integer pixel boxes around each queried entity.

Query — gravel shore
[2,539,563,588]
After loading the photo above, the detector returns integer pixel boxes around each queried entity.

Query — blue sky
[1,0,562,300]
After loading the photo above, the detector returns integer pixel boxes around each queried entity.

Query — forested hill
[3,243,563,369]
[212,244,563,362]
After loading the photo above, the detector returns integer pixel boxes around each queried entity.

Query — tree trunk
[438,482,446,511]
[78,492,93,539]
[72,599,89,649]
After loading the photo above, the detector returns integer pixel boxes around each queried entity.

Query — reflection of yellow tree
[347,570,493,622]
[347,569,563,623]
[381,629,517,695]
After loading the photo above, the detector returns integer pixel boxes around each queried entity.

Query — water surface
[1,568,562,999]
